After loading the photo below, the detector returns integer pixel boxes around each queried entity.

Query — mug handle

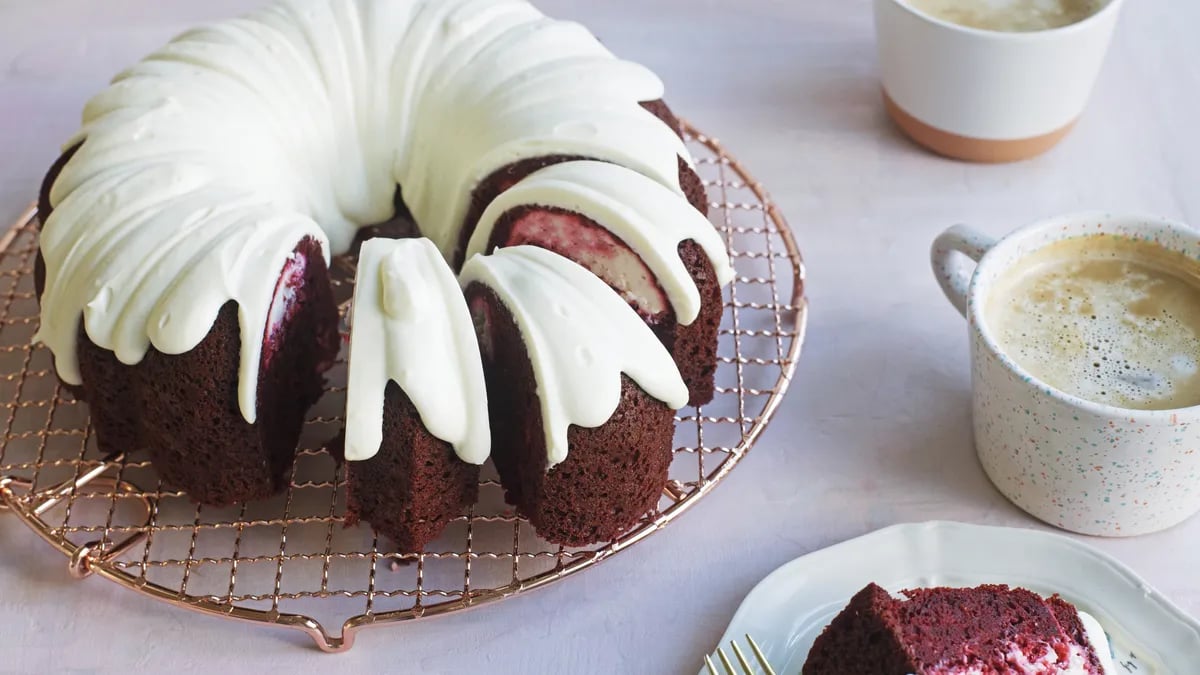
[930,225,998,317]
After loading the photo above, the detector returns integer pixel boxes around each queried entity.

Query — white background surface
[1,0,1198,673]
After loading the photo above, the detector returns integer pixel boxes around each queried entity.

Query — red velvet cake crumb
[465,283,676,546]
[804,583,1108,675]
[344,382,479,552]
[486,206,722,405]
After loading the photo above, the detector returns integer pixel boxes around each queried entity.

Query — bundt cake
[804,583,1114,675]
[34,0,731,542]
[342,238,489,551]
[460,246,689,546]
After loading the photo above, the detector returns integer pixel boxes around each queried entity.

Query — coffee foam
[986,236,1200,410]
[907,0,1103,32]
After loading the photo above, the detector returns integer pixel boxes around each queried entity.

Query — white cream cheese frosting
[1078,610,1116,674]
[36,0,694,424]
[459,246,688,466]
[344,238,489,464]
[466,160,734,325]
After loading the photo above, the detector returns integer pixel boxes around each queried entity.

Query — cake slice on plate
[803,583,1113,674]
[343,238,489,552]
[460,245,689,546]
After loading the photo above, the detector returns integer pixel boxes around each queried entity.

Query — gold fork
[703,634,777,675]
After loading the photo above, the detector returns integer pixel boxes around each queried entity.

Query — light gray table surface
[1,0,1198,672]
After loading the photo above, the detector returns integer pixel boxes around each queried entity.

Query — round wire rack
[0,122,807,652]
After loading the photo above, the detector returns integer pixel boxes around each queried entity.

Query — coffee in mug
[985,235,1200,410]
[875,0,1124,162]
[906,0,1105,33]
[932,213,1200,536]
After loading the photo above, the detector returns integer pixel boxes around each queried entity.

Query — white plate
[704,521,1200,674]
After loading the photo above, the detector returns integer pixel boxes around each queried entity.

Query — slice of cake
[465,160,733,406]
[37,146,340,506]
[343,239,489,552]
[803,583,1114,675]
[460,245,689,546]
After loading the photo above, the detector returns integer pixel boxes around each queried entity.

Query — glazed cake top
[35,0,699,423]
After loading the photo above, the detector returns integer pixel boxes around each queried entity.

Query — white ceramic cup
[932,213,1200,536]
[875,0,1124,162]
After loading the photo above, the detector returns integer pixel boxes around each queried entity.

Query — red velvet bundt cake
[804,583,1114,674]
[35,0,732,543]
[342,239,488,551]
[461,246,688,546]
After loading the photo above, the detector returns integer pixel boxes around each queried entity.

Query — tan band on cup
[884,91,1076,163]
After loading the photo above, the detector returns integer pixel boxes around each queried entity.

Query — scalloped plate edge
[703,521,1200,674]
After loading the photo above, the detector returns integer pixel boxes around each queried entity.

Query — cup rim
[886,0,1126,41]
[968,211,1200,418]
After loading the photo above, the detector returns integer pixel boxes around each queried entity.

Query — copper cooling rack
[0,122,807,652]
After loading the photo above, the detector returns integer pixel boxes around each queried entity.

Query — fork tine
[716,646,738,675]
[729,640,755,674]
[745,634,777,675]
[708,636,775,675]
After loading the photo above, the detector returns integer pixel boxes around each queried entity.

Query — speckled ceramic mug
[932,213,1200,537]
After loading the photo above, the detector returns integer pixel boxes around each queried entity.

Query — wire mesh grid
[0,122,807,652]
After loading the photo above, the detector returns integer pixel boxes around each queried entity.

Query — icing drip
[467,160,734,325]
[459,246,688,466]
[36,0,692,424]
[1078,611,1116,674]
[344,239,489,464]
